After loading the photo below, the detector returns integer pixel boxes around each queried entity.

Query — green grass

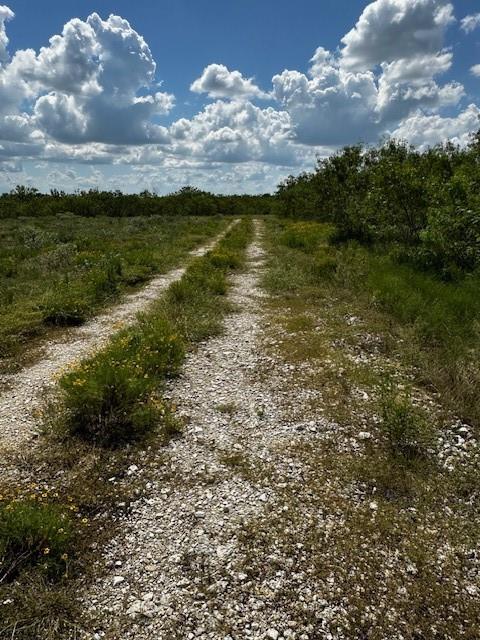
[380,386,435,463]
[0,500,73,583]
[0,215,226,370]
[264,217,480,428]
[335,245,480,427]
[252,217,480,638]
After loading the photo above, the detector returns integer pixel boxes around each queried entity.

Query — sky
[0,0,479,195]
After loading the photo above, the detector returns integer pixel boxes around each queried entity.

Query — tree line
[276,133,480,279]
[3,131,480,278]
[0,186,275,219]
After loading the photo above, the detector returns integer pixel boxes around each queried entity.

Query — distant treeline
[276,133,480,278]
[0,186,275,219]
[4,131,480,277]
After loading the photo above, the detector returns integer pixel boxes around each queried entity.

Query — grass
[379,385,435,463]
[0,500,73,584]
[264,217,480,429]
[336,244,480,427]
[0,218,253,638]
[0,215,226,372]
[249,217,480,638]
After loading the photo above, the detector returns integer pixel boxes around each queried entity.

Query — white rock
[112,576,125,586]
[358,431,372,440]
[266,630,280,640]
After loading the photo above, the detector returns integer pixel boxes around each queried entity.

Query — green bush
[0,501,73,582]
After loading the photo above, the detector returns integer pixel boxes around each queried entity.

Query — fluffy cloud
[169,99,299,165]
[191,64,268,99]
[460,13,480,34]
[0,4,13,63]
[272,50,379,145]
[1,11,173,146]
[376,52,463,121]
[272,39,462,146]
[471,65,480,78]
[391,103,480,147]
[341,0,454,71]
[269,0,465,148]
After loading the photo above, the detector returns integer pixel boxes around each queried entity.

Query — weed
[0,500,73,583]
[380,386,434,463]
[58,318,184,446]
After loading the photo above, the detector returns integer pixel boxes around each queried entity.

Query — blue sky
[0,0,479,194]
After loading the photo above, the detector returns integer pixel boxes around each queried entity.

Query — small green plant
[39,287,90,326]
[380,387,434,462]
[0,500,73,583]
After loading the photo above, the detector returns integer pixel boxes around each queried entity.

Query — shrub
[0,501,73,582]
[91,255,123,300]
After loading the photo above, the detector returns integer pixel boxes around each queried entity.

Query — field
[0,215,226,372]
[0,214,479,639]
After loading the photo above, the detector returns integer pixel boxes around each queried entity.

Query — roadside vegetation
[276,130,480,427]
[251,217,480,637]
[0,215,226,372]
[0,219,253,639]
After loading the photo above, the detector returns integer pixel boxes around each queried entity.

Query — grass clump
[0,499,73,583]
[39,286,91,327]
[58,318,184,446]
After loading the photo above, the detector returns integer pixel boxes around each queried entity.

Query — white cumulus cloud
[461,13,480,33]
[391,103,480,148]
[341,0,454,71]
[191,64,269,99]
[471,64,480,78]
[0,4,13,63]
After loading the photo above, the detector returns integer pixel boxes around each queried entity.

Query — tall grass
[265,218,480,427]
[335,245,480,426]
